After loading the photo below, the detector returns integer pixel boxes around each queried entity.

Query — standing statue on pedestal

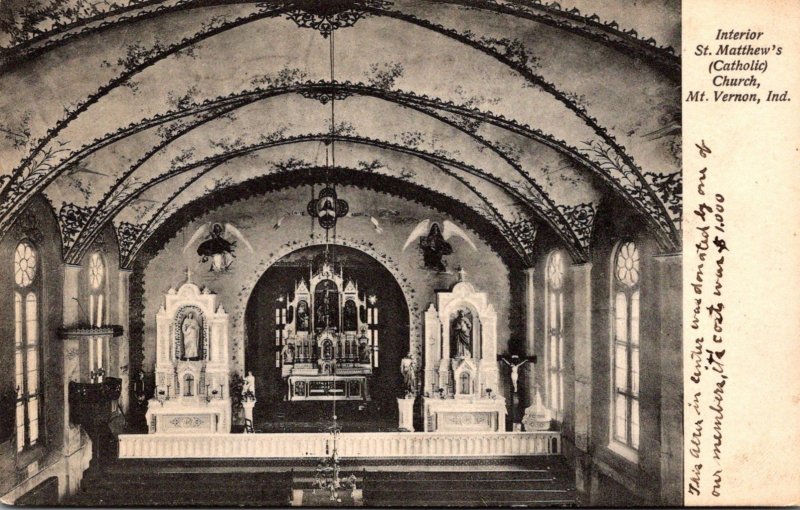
[242,371,256,401]
[400,353,417,397]
[502,357,529,393]
[452,310,472,358]
[181,312,200,359]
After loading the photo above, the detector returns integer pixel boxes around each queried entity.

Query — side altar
[421,277,506,432]
[146,275,232,434]
[276,262,378,401]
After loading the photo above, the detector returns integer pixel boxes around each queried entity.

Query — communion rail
[118,431,561,459]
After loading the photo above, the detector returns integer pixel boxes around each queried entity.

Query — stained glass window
[612,241,640,452]
[14,242,36,287]
[88,252,105,328]
[89,252,104,289]
[13,242,41,452]
[545,251,565,415]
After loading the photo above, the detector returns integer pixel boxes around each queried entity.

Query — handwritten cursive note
[687,140,729,499]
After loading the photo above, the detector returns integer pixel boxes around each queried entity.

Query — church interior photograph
[0,0,682,506]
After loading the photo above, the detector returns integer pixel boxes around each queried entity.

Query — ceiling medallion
[300,86,354,104]
[308,186,349,230]
[282,0,391,38]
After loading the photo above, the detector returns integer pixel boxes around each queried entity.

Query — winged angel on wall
[182,222,254,272]
[402,220,476,272]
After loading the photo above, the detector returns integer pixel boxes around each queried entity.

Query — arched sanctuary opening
[244,244,410,432]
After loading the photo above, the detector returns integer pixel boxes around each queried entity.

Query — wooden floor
[63,457,576,507]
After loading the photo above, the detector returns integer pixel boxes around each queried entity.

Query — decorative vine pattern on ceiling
[0,0,678,72]
[12,80,668,266]
[275,0,392,38]
[117,221,147,261]
[0,0,681,268]
[557,202,596,254]
[118,158,526,269]
[46,79,588,264]
[57,203,96,252]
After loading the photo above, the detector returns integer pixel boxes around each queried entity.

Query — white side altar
[421,277,506,432]
[146,275,232,434]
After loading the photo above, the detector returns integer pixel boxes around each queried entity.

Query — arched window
[88,252,105,327]
[611,241,640,453]
[545,251,565,416]
[13,241,42,452]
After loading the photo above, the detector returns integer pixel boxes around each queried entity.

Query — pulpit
[421,277,506,432]
[146,277,232,434]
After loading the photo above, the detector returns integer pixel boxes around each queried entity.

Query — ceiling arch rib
[117,150,533,268]
[52,83,658,266]
[96,134,569,265]
[56,87,601,264]
[0,3,680,251]
[1,0,678,74]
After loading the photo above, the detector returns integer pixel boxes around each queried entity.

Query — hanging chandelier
[310,30,356,503]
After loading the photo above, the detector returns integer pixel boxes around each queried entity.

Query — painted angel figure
[182,222,254,272]
[402,220,477,271]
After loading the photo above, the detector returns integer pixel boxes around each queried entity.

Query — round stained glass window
[546,251,564,290]
[14,242,37,287]
[615,241,640,287]
[89,253,104,289]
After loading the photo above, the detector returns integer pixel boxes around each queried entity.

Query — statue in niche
[282,342,296,364]
[181,311,201,360]
[297,301,310,331]
[358,334,371,364]
[315,280,339,330]
[400,353,417,397]
[323,340,334,360]
[452,309,473,358]
[343,300,357,331]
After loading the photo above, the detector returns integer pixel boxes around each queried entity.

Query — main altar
[275,262,378,401]
[146,274,232,434]
[421,278,507,432]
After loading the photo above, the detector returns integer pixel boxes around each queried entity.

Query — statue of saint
[181,311,200,359]
[282,342,295,364]
[358,337,371,364]
[502,356,529,393]
[400,353,417,397]
[242,371,256,401]
[452,310,472,358]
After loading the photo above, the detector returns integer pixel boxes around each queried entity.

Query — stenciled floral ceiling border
[0,0,682,268]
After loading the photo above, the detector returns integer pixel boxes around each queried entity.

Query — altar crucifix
[498,353,537,429]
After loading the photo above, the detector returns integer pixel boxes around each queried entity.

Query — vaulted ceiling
[0,0,681,269]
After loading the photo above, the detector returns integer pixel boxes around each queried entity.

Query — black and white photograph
[0,0,798,507]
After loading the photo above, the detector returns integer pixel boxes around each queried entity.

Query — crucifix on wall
[498,354,537,394]
[498,353,536,429]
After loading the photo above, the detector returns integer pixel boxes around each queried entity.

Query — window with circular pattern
[89,252,105,290]
[14,242,37,288]
[614,241,640,287]
[546,250,564,290]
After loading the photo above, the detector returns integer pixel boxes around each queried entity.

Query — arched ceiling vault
[0,0,682,268]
